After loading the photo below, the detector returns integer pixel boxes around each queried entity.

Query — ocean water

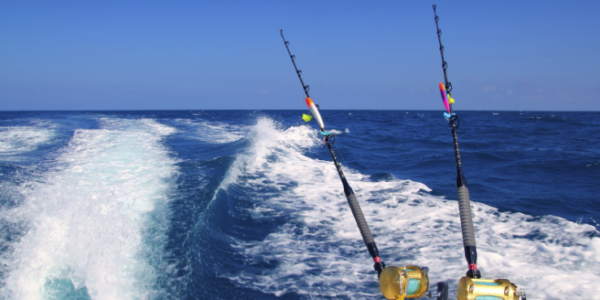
[0,110,597,300]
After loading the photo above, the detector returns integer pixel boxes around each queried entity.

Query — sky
[1,0,599,111]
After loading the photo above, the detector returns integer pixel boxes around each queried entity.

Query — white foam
[217,117,319,191]
[223,117,600,299]
[0,118,178,300]
[0,126,55,157]
[174,119,248,143]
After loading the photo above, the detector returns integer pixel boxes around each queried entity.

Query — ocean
[0,110,597,299]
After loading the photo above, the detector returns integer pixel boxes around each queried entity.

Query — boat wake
[219,117,600,299]
[0,118,178,300]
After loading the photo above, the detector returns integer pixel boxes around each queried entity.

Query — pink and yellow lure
[439,82,451,113]
[439,82,456,119]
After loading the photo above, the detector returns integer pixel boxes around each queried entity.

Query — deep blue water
[0,110,598,299]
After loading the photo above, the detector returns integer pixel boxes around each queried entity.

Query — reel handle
[426,282,449,300]
[435,282,449,300]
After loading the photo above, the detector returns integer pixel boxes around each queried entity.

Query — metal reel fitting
[457,277,526,300]
[379,265,429,300]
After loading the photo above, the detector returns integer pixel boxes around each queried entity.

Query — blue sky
[1,0,598,111]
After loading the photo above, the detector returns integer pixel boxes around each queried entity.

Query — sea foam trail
[0,118,178,300]
[173,119,249,144]
[225,117,600,299]
[0,126,55,158]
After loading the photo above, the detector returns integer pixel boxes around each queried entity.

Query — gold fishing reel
[457,277,526,300]
[379,266,430,300]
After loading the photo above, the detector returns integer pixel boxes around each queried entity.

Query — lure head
[457,277,525,300]
[305,97,314,108]
[379,266,429,299]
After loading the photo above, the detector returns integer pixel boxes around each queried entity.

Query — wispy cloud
[480,86,498,92]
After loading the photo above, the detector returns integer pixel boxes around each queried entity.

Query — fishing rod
[280,29,447,300]
[432,5,526,300]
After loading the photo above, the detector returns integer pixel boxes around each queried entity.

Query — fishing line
[334,144,350,172]
[330,135,353,171]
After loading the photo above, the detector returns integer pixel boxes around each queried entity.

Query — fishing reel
[457,277,526,300]
[379,265,448,300]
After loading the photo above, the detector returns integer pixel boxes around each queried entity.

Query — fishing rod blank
[280,30,311,99]
[432,5,525,300]
[280,29,446,300]
[280,28,385,275]
[432,4,479,280]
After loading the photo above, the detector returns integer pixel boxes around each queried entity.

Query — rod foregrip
[457,186,476,247]
[346,193,375,245]
[457,186,481,278]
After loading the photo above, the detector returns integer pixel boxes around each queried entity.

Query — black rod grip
[457,186,476,247]
[346,193,375,245]
[325,138,384,276]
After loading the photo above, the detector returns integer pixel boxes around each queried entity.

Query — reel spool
[457,277,526,300]
[379,266,430,300]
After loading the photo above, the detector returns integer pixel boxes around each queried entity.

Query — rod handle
[346,193,374,244]
[457,186,476,247]
[458,186,482,278]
